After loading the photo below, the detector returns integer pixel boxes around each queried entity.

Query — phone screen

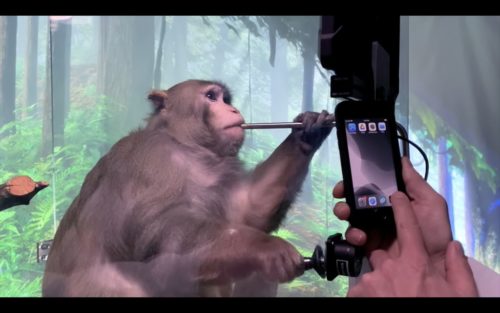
[344,118,399,210]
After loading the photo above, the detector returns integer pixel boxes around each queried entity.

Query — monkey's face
[203,84,245,147]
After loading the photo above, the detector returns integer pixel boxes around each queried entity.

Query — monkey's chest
[185,178,232,219]
[182,158,243,219]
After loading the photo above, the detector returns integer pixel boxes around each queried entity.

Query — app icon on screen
[358,196,367,207]
[358,123,367,132]
[368,196,377,206]
[347,123,357,133]
[379,196,387,205]
[368,122,377,132]
[378,122,386,131]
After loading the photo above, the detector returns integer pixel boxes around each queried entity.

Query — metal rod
[241,122,336,129]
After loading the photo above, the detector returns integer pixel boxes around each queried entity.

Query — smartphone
[335,100,405,230]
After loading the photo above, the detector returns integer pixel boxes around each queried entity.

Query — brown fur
[43,80,332,297]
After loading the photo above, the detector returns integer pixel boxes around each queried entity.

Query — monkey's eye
[205,90,217,102]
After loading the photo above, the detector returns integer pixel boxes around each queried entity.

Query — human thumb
[445,241,478,297]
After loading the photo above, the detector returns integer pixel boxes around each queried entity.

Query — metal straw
[241,122,336,129]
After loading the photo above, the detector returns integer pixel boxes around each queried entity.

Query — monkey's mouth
[224,121,245,129]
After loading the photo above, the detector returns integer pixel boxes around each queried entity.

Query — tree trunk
[438,136,455,236]
[463,159,477,257]
[172,16,188,83]
[271,38,288,122]
[160,18,174,88]
[270,37,288,141]
[98,16,155,144]
[212,21,228,80]
[301,47,315,112]
[24,16,39,119]
[398,16,410,128]
[153,16,166,89]
[50,17,72,148]
[300,40,317,202]
[0,16,18,134]
[41,17,53,157]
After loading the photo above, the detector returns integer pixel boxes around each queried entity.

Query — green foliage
[220,16,319,52]
[239,131,279,170]
[0,88,107,297]
[469,146,496,193]
[411,97,499,272]
[414,105,438,140]
[279,272,348,297]
[410,103,496,193]
[472,204,499,272]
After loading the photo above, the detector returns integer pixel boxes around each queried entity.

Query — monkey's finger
[280,253,296,282]
[277,255,293,283]
[345,227,367,246]
[265,257,282,282]
[317,111,333,138]
[314,111,329,130]
[280,244,303,280]
[289,247,305,277]
[325,113,335,122]
[332,181,344,198]
[302,112,319,133]
[295,257,305,277]
[321,110,335,123]
[293,113,305,123]
[280,250,293,275]
[333,201,350,220]
[269,252,289,282]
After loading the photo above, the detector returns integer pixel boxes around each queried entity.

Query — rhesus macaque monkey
[42,79,334,297]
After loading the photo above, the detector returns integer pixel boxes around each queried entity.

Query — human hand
[333,157,453,274]
[292,110,334,155]
[346,191,478,297]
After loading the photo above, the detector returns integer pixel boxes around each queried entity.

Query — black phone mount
[302,17,402,283]
[319,16,400,103]
[304,233,363,280]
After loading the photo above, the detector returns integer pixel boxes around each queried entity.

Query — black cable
[397,135,429,181]
[396,122,410,158]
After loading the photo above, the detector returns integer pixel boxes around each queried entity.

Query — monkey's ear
[147,90,168,112]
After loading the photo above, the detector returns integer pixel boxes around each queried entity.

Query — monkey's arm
[237,111,334,232]
[241,134,312,232]
[140,213,302,294]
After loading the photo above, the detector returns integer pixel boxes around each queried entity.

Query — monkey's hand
[254,235,304,283]
[292,110,334,155]
[195,227,304,285]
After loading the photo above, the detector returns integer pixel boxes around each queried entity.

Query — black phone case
[335,100,405,230]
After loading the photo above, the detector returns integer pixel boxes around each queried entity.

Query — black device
[319,16,400,103]
[37,239,53,263]
[246,16,405,282]
[304,233,363,280]
[335,100,405,230]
